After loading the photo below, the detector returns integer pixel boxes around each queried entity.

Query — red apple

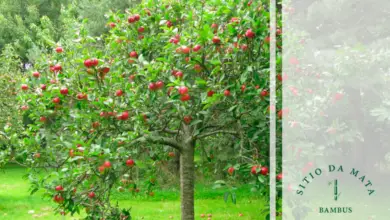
[69,149,74,157]
[260,166,269,175]
[129,74,136,81]
[169,37,179,44]
[120,111,129,120]
[194,64,202,72]
[138,26,145,33]
[183,116,192,124]
[129,51,138,58]
[277,109,283,119]
[181,46,190,54]
[224,90,231,96]
[178,86,188,95]
[166,20,173,27]
[241,85,246,92]
[149,82,157,91]
[251,165,260,175]
[108,112,116,117]
[126,159,135,167]
[211,23,218,29]
[334,92,343,101]
[276,173,283,181]
[39,116,47,122]
[245,29,255,38]
[109,22,116,28]
[60,87,68,95]
[167,86,174,96]
[156,81,164,89]
[32,71,40,78]
[21,84,28,91]
[34,153,41,158]
[180,94,191,102]
[230,17,239,23]
[101,67,110,73]
[55,47,63,53]
[193,44,201,52]
[84,59,93,68]
[265,36,271,44]
[128,16,135,23]
[53,64,62,72]
[212,36,221,44]
[228,167,235,175]
[168,152,175,158]
[52,97,60,104]
[55,185,64,191]
[21,105,29,111]
[91,58,99,66]
[40,84,47,90]
[134,14,140,21]
[116,89,124,97]
[260,90,268,97]
[76,93,87,100]
[92,122,100,129]
[86,68,94,75]
[53,194,64,203]
[103,161,111,168]
[175,71,183,78]
[277,74,283,81]
[88,192,96,199]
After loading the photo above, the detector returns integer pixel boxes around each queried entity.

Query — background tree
[75,0,141,36]
[0,44,24,166]
[0,0,70,61]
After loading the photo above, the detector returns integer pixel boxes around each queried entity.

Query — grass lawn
[0,164,267,219]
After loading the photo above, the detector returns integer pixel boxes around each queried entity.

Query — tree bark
[180,140,195,220]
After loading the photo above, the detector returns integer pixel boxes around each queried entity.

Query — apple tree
[14,0,276,219]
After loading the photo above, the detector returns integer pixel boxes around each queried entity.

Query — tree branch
[195,130,238,140]
[129,134,182,151]
[162,128,178,135]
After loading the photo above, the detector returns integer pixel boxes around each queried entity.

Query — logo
[329,179,341,201]
[296,164,375,214]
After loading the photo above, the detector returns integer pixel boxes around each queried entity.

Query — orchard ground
[0,164,267,219]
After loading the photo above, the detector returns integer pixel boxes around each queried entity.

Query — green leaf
[190,120,202,126]
[195,78,207,87]
[228,105,237,112]
[30,188,38,195]
[70,156,84,162]
[258,175,265,183]
[214,180,226,185]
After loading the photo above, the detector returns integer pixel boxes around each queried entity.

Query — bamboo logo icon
[329,179,341,201]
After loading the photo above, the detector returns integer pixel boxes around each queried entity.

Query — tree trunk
[180,141,195,220]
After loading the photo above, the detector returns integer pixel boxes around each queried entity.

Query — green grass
[0,164,267,219]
